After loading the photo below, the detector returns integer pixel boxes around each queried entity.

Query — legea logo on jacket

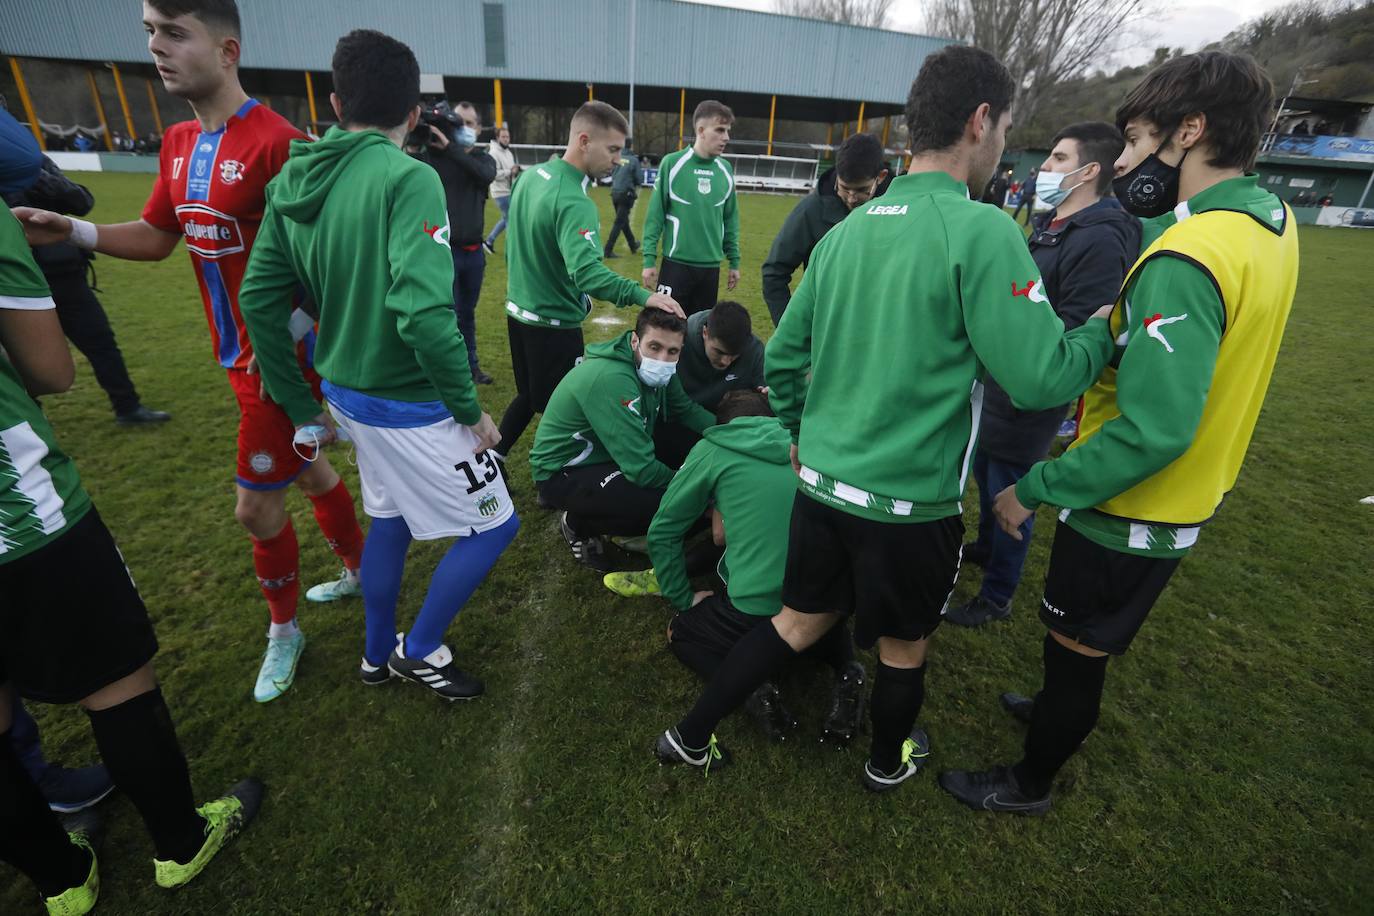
[1143,313,1187,353]
[423,220,451,249]
[621,396,642,417]
[1011,279,1049,304]
[577,228,598,248]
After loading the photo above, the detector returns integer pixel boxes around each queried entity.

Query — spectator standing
[603,137,643,258]
[483,126,517,254]
[407,100,497,385]
[1012,168,1038,223]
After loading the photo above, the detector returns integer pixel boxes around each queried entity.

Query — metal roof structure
[2,0,955,122]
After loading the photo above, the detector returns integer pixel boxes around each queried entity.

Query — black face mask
[1113,140,1187,218]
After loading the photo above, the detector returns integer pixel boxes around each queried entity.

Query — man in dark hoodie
[948,121,1141,628]
[761,132,890,325]
[529,307,714,570]
[406,99,497,385]
[3,154,170,424]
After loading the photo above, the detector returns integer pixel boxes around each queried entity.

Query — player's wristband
[68,218,98,251]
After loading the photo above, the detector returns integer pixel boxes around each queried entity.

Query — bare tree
[923,0,1156,127]
[774,0,896,29]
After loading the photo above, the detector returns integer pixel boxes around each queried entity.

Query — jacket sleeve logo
[578,228,598,247]
[1143,313,1187,353]
[423,220,451,249]
[621,396,641,417]
[1011,279,1049,304]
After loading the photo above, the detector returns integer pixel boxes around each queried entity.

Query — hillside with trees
[1009,0,1374,148]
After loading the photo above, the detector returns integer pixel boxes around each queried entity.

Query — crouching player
[240,29,517,701]
[647,391,866,747]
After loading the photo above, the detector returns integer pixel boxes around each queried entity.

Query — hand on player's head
[10,207,72,246]
[646,292,683,319]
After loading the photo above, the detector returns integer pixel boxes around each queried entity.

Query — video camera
[407,100,461,149]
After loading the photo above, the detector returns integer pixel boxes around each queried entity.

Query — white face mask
[637,355,677,388]
[1036,163,1091,208]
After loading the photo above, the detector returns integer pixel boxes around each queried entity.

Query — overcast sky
[685,0,1298,67]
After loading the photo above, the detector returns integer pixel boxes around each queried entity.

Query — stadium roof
[2,0,956,122]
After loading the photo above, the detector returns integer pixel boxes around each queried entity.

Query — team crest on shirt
[249,451,275,474]
[477,493,502,518]
[697,177,712,194]
[1011,279,1050,304]
[423,220,451,249]
[219,159,246,184]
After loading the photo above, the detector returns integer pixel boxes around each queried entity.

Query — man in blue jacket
[950,121,1141,628]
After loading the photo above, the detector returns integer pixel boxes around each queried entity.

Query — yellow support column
[766,94,776,156]
[678,88,686,150]
[825,123,833,158]
[857,101,866,133]
[493,78,504,128]
[145,78,164,134]
[881,115,890,148]
[304,71,319,135]
[110,63,137,139]
[587,84,594,101]
[86,70,114,151]
[8,57,45,150]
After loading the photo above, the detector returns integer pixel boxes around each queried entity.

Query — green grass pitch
[3,172,1371,914]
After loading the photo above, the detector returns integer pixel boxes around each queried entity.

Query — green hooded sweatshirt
[767,170,1114,523]
[239,127,480,426]
[648,415,796,615]
[528,331,714,488]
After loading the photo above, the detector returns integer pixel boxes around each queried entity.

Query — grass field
[3,172,1371,915]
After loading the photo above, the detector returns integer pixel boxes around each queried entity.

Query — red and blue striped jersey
[142,99,305,371]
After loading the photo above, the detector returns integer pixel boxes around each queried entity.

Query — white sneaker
[305,568,361,603]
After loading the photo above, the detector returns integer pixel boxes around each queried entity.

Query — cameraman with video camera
[405,100,497,385]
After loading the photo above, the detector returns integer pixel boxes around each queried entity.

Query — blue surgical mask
[637,355,677,388]
[1035,163,1090,208]
[456,126,477,147]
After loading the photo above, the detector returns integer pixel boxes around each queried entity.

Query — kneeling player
[529,308,715,570]
[241,30,518,701]
[653,300,765,468]
[1,211,259,912]
[643,391,865,747]
[939,51,1299,814]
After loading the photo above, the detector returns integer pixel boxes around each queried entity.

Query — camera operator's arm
[446,143,496,185]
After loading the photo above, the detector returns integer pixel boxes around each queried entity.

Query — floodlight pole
[628,0,637,140]
[1358,167,1373,209]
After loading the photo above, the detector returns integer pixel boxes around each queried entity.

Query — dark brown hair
[1115,51,1274,170]
[905,46,1015,155]
[331,30,419,129]
[1051,121,1124,194]
[705,301,752,355]
[716,390,772,424]
[693,100,734,126]
[147,0,240,37]
[571,101,629,136]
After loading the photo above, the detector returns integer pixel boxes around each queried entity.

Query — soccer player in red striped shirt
[16,0,365,704]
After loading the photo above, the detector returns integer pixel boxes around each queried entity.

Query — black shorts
[536,463,666,537]
[781,492,963,649]
[0,507,159,703]
[657,259,720,316]
[1039,521,1181,655]
[506,317,584,413]
[668,592,763,659]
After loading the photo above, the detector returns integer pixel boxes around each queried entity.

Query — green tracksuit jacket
[504,157,649,328]
[766,170,1115,523]
[641,148,740,270]
[528,331,715,488]
[239,127,480,426]
[648,415,796,614]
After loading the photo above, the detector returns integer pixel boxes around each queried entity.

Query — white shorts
[326,405,515,540]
